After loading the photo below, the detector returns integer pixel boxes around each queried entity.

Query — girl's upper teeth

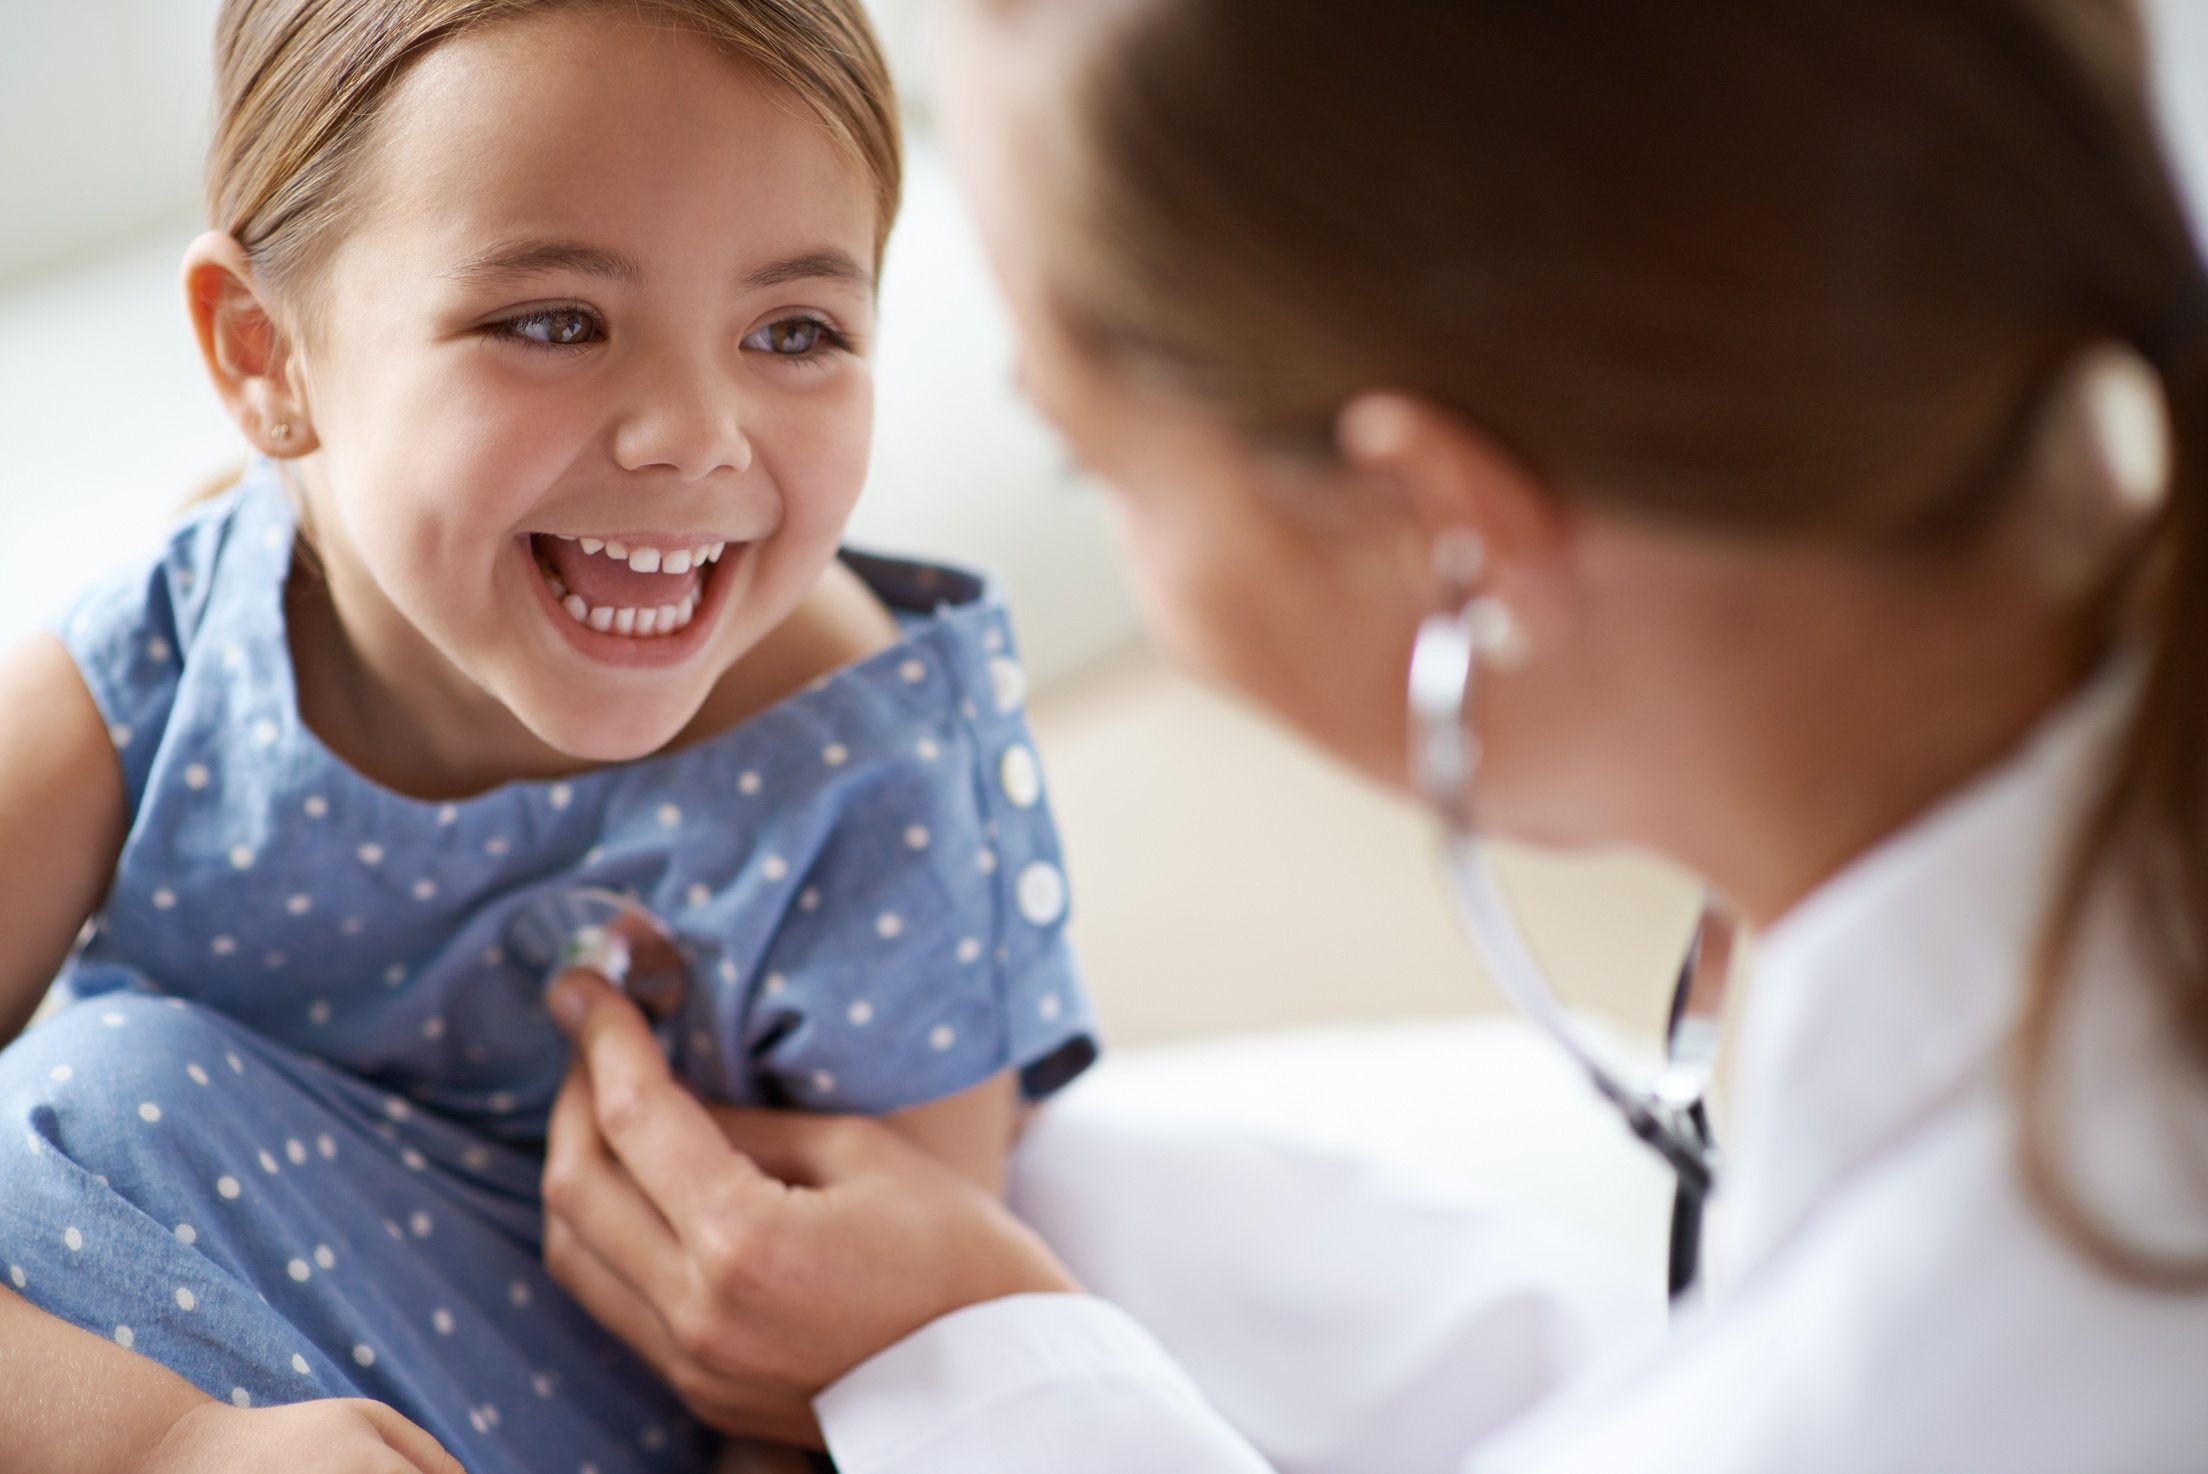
[558,537,728,571]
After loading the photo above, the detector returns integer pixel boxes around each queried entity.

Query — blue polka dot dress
[0,460,1098,1472]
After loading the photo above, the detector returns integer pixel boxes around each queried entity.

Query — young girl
[0,2,1095,1471]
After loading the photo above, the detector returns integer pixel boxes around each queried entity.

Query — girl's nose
[610,361,756,482]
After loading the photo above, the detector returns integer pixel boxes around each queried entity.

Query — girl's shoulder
[50,468,267,670]
[46,464,281,812]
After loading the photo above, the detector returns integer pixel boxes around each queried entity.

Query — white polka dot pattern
[1017,862,1069,926]
[999,744,1042,808]
[988,657,1027,714]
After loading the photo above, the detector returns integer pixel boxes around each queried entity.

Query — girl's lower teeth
[543,571,699,638]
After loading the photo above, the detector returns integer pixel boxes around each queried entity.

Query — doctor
[536,0,2208,1468]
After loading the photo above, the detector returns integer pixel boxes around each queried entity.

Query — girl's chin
[513,697,703,767]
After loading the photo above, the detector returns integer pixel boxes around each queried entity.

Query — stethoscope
[1410,532,1736,1304]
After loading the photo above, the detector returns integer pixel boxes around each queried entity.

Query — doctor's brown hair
[987,0,2208,1283]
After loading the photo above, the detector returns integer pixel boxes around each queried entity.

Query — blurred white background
[0,0,2204,1058]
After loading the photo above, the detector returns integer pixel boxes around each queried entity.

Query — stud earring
[271,422,293,443]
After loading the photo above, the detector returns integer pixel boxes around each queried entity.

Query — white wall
[2151,0,2208,206]
[0,0,933,285]
[0,0,224,285]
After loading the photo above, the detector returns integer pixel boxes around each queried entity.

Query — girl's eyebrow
[446,241,872,293]
[741,248,873,293]
[448,240,646,287]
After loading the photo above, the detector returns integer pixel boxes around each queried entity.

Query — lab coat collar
[1716,668,2138,1286]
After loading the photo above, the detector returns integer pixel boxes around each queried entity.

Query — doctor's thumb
[545,967,618,1036]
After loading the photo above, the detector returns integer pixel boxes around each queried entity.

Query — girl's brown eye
[741,315,850,361]
[767,320,822,355]
[507,308,602,346]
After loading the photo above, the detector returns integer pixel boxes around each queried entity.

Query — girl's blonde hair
[210,0,900,306]
[997,0,2208,1284]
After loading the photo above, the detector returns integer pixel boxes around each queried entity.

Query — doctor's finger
[541,1210,687,1381]
[548,969,770,1233]
[542,1070,689,1308]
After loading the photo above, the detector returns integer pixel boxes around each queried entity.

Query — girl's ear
[181,232,320,457]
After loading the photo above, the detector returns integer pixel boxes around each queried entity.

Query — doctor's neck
[1577,507,2122,933]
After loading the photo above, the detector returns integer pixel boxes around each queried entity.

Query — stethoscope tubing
[1416,565,1725,1305]
[1437,833,1720,1300]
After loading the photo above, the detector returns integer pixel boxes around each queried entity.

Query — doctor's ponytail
[2022,300,2208,1286]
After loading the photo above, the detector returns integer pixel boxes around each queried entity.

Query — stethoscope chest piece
[507,887,693,1031]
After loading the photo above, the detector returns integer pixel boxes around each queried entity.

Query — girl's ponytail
[2021,288,2208,1286]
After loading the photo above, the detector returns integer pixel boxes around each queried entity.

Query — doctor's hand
[539,969,1080,1447]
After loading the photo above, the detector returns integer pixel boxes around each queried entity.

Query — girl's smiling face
[283,7,878,769]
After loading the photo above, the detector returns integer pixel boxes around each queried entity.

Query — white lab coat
[817,675,2208,1473]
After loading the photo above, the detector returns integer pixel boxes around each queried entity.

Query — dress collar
[1714,667,2139,1285]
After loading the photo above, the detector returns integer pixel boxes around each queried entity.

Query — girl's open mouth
[523,532,745,661]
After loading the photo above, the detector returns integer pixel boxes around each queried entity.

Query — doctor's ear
[1335,391,1577,641]
[182,232,320,458]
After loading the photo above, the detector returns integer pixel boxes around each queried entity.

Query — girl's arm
[0,641,198,1464]
[0,633,128,1046]
[0,1286,464,1472]
[0,648,471,1469]
[0,1285,206,1473]
[883,1072,1020,1197]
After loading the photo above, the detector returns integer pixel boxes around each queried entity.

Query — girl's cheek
[782,390,876,523]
